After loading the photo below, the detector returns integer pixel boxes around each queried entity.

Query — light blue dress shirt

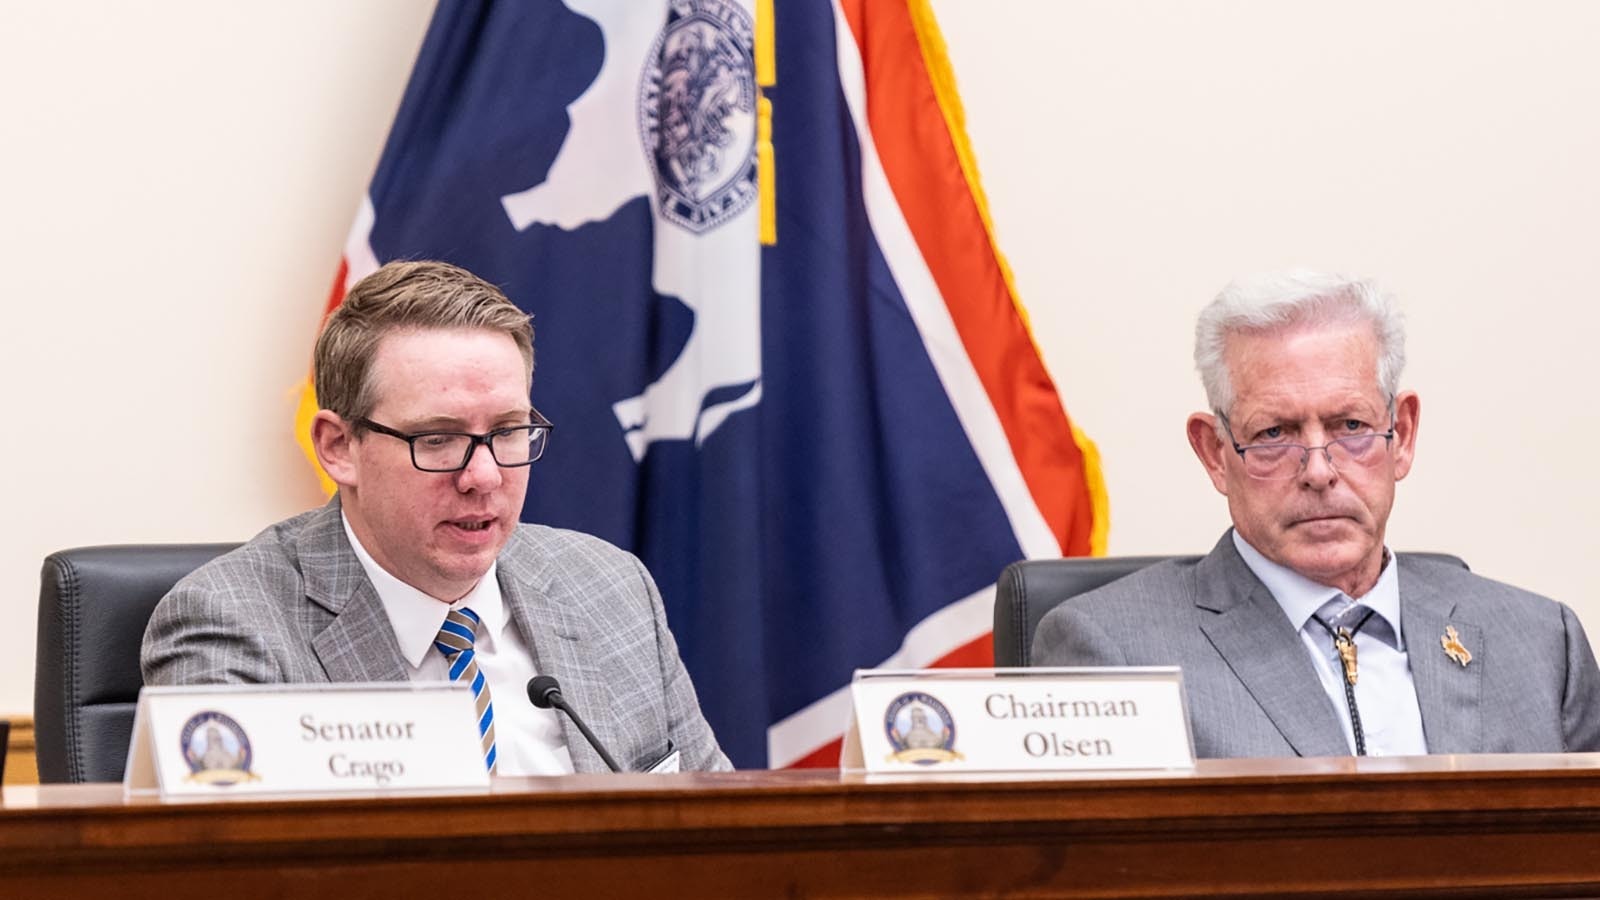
[1232,531,1428,756]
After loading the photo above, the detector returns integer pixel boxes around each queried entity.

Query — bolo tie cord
[1310,607,1378,756]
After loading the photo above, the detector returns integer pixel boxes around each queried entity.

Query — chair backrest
[993,552,1469,668]
[35,543,238,783]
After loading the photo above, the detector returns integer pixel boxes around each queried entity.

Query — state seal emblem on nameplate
[179,710,259,786]
[883,691,963,765]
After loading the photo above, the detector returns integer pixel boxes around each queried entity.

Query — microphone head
[526,674,563,708]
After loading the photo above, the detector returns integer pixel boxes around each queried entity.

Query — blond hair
[313,260,533,422]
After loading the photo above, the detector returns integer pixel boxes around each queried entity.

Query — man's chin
[1280,539,1379,590]
[444,545,500,578]
[421,543,505,599]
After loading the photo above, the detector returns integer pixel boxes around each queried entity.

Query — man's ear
[310,410,359,488]
[1390,390,1421,481]
[1187,412,1230,495]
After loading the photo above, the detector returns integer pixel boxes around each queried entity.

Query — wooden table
[7,755,1600,898]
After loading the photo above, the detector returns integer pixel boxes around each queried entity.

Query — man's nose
[455,440,503,490]
[1299,441,1339,488]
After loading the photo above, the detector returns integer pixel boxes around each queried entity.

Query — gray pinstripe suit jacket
[141,498,731,773]
[1032,532,1600,758]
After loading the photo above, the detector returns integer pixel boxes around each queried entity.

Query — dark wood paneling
[5,755,1600,898]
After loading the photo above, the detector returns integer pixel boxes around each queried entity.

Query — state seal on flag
[639,0,758,233]
[180,710,259,786]
[884,692,963,765]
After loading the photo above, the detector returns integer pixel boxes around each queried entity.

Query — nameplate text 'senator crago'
[125,683,490,798]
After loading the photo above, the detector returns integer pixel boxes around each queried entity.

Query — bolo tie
[1310,607,1377,756]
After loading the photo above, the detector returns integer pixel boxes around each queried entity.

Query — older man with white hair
[1034,270,1600,758]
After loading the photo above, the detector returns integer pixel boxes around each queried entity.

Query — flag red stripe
[838,0,1093,555]
[781,631,992,768]
[324,258,350,317]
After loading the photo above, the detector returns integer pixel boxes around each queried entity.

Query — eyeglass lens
[1241,433,1388,478]
[413,427,547,471]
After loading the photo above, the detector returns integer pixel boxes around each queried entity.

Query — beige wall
[939,1,1600,613]
[2,0,1596,717]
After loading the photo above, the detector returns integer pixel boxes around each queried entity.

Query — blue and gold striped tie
[434,607,498,773]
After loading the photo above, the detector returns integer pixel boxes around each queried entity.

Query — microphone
[526,675,622,772]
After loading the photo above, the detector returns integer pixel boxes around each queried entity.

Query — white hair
[1194,269,1406,415]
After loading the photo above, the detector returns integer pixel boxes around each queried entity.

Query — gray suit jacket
[141,498,731,773]
[1032,533,1600,758]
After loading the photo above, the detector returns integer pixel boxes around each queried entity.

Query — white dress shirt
[342,514,575,775]
[1232,531,1429,756]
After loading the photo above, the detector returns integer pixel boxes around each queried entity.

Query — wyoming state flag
[298,0,1106,768]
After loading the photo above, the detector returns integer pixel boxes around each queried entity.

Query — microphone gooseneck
[526,675,623,772]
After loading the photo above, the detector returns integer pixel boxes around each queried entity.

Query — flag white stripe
[343,194,380,289]
[827,1,1059,564]
[768,585,994,767]
[766,4,1069,769]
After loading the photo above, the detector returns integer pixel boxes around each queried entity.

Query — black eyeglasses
[355,410,553,473]
[1217,411,1394,481]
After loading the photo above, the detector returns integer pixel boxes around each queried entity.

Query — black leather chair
[994,552,1469,667]
[35,543,238,783]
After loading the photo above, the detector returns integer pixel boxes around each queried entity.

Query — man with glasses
[143,260,730,774]
[1033,270,1600,758]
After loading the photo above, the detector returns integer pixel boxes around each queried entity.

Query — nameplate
[840,667,1195,774]
[125,683,491,798]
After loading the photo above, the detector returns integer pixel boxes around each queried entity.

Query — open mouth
[449,519,494,532]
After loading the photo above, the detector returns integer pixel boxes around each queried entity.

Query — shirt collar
[1231,529,1404,648]
[341,512,505,668]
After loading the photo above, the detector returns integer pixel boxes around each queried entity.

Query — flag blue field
[299,0,1105,768]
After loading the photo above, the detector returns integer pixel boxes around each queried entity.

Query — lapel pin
[1440,625,1472,667]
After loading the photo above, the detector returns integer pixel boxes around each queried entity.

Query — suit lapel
[1399,560,1482,753]
[1196,536,1351,757]
[296,497,409,684]
[497,529,609,772]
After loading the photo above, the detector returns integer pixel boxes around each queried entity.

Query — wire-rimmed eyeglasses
[1216,412,1394,480]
